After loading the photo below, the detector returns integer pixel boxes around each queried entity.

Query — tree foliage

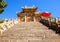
[0,0,7,13]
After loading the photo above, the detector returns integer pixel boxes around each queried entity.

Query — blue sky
[0,0,60,19]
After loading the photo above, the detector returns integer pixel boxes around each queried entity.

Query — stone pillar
[25,16,26,22]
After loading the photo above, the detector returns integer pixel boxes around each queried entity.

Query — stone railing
[40,17,60,33]
[0,18,19,36]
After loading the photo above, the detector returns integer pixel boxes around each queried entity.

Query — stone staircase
[0,22,60,42]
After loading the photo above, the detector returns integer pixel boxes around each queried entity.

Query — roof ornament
[21,6,24,8]
[16,12,18,14]
[25,5,27,8]
[33,5,35,7]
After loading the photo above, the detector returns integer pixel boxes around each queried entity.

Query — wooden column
[19,17,21,22]
[18,17,20,22]
[25,16,26,22]
[34,17,36,22]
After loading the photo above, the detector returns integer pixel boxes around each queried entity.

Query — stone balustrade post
[0,31,3,36]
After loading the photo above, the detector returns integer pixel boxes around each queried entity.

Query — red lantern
[41,12,51,17]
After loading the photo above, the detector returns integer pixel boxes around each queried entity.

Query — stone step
[7,29,55,35]
[0,22,60,42]
[0,39,60,42]
[28,39,60,42]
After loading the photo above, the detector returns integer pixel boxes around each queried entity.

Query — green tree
[0,0,7,13]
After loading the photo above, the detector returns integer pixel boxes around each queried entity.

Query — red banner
[41,12,51,17]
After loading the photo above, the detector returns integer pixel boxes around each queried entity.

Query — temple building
[17,6,41,22]
[17,6,51,22]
